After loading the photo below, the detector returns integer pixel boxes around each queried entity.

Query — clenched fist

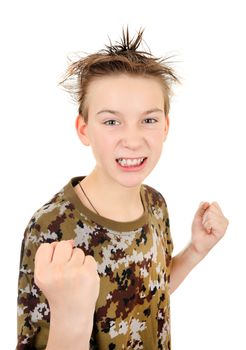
[34,239,100,338]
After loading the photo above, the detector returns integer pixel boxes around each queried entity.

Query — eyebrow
[96,108,164,116]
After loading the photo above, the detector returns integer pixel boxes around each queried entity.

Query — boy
[17,27,229,350]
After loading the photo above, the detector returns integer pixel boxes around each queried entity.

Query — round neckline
[64,176,149,231]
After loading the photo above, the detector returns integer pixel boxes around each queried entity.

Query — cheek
[91,134,115,158]
[149,131,165,150]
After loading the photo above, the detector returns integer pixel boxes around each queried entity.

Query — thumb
[196,201,210,217]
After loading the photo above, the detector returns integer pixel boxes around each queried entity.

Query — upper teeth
[117,158,144,166]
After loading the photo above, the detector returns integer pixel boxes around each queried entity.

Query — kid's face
[76,74,169,188]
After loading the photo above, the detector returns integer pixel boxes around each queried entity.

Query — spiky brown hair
[59,26,181,122]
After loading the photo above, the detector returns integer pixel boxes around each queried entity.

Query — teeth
[117,157,145,167]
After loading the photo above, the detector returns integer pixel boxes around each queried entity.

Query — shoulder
[24,183,77,246]
[141,183,170,223]
[142,183,167,208]
[142,184,173,255]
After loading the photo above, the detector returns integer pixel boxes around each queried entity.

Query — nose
[121,125,144,150]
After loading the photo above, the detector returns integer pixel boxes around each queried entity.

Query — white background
[1,0,245,348]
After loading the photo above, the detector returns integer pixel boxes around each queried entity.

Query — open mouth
[116,157,147,167]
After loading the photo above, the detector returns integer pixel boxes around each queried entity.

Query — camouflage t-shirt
[17,176,173,350]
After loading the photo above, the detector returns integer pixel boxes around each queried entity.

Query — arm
[46,310,91,350]
[170,243,205,294]
[170,201,229,294]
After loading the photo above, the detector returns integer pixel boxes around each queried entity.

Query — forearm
[46,309,93,350]
[169,243,207,294]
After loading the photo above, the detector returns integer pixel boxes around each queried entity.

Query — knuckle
[74,247,85,256]
[86,257,98,271]
[40,242,50,247]
[57,240,69,248]
[34,268,48,288]
[85,254,97,264]
[36,243,49,254]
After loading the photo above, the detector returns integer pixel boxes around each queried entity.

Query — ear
[163,114,170,141]
[75,115,90,146]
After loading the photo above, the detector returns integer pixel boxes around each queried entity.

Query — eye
[143,118,158,124]
[103,119,120,126]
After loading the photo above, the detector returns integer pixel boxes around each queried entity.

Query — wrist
[186,242,207,263]
[46,330,90,350]
[49,307,94,342]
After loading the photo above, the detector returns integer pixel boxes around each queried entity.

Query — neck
[78,168,143,221]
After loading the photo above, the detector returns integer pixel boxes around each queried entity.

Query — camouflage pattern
[17,176,173,349]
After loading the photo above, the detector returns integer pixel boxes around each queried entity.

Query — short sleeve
[158,192,174,280]
[17,226,50,350]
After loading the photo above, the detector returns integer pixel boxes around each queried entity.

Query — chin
[114,174,148,189]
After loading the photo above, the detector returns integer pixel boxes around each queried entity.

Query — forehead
[86,74,165,110]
